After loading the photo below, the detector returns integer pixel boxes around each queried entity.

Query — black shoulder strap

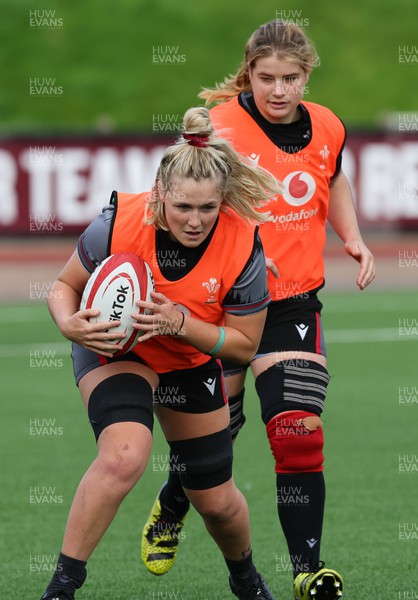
[107,190,119,256]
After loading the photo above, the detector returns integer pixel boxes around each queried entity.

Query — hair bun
[182,106,214,141]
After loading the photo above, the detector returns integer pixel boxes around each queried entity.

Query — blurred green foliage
[0,0,416,133]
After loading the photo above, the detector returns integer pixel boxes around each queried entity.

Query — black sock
[276,472,325,578]
[159,457,190,519]
[225,551,258,588]
[42,552,87,597]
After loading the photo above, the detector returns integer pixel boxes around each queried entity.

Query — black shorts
[71,343,227,414]
[154,357,228,414]
[257,291,326,356]
[221,290,326,376]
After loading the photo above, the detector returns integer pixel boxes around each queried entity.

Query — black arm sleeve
[223,230,271,315]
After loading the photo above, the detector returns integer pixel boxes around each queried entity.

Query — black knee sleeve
[229,388,246,441]
[169,428,233,490]
[255,360,330,424]
[88,373,154,441]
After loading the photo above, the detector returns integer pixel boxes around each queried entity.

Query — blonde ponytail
[145,107,280,229]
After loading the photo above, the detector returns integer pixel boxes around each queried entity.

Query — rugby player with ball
[39,106,280,600]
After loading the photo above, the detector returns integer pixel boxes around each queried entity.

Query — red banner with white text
[0,132,417,235]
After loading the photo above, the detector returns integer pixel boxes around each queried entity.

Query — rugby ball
[80,252,154,356]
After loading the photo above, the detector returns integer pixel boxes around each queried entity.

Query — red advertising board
[0,132,417,235]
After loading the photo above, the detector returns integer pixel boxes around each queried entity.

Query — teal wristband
[208,327,225,356]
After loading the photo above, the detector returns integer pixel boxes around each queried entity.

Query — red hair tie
[183,132,210,148]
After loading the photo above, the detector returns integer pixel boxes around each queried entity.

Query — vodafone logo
[281,171,316,206]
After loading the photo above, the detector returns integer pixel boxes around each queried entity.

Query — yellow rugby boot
[141,488,186,576]
[294,565,343,599]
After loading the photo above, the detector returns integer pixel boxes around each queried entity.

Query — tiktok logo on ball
[281,171,316,206]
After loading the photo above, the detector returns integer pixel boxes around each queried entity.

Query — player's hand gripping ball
[80,252,155,356]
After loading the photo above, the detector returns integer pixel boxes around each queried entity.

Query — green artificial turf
[1,289,417,598]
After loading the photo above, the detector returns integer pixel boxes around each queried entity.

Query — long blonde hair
[145,106,280,229]
[199,19,319,105]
